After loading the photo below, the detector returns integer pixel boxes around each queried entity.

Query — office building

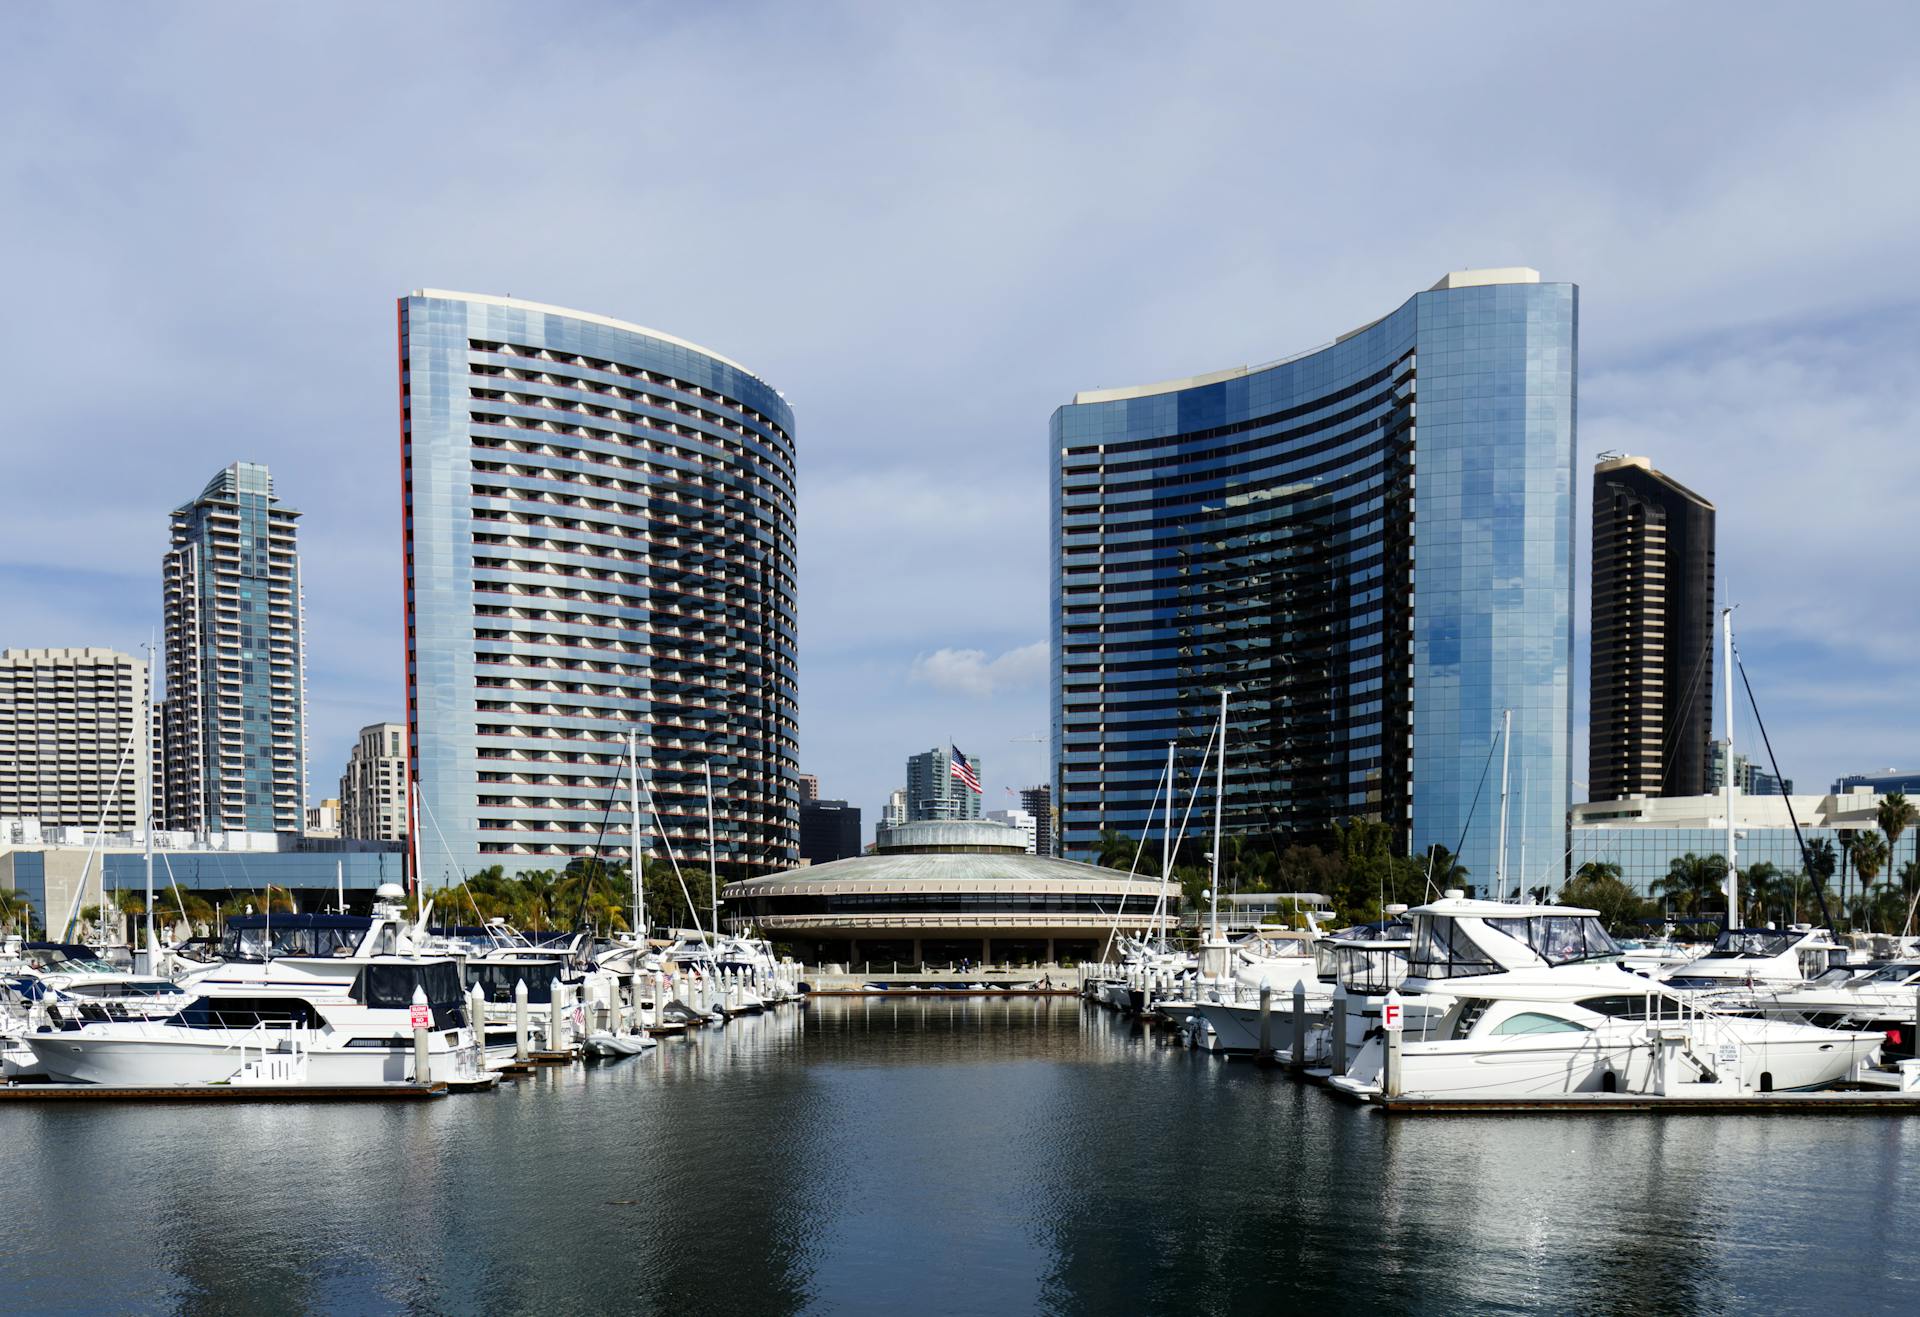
[795,773,819,802]
[161,462,307,834]
[339,721,408,843]
[1833,769,1920,796]
[1708,752,1790,799]
[985,807,1038,854]
[799,798,861,864]
[1051,269,1576,884]
[1018,784,1053,857]
[0,648,148,831]
[906,746,983,821]
[1589,455,1715,802]
[399,291,799,875]
[1572,786,1889,897]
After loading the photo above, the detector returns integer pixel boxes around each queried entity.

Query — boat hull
[26,1030,469,1086]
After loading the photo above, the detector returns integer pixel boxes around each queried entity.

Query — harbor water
[3,996,1916,1314]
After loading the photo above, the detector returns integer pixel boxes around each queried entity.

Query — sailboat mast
[1210,690,1225,944]
[1723,607,1738,926]
[628,730,646,943]
[143,632,156,967]
[1161,741,1174,945]
[705,761,719,951]
[1495,708,1512,902]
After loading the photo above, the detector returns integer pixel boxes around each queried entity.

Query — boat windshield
[468,960,563,1004]
[60,980,183,998]
[1484,915,1619,966]
[1861,961,1920,985]
[26,946,117,974]
[1703,929,1801,960]
[1407,917,1500,980]
[165,996,329,1031]
[219,920,369,962]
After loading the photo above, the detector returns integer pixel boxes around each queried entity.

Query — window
[1407,916,1499,979]
[1491,1012,1589,1036]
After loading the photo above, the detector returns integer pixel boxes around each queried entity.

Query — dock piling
[514,978,530,1063]
[1290,982,1306,1070]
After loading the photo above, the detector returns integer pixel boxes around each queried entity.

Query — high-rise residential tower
[161,462,306,834]
[339,721,409,843]
[1051,269,1577,884]
[398,291,799,876]
[1589,455,1715,803]
[906,746,983,821]
[0,648,148,830]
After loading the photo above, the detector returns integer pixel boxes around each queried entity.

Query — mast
[1161,741,1174,947]
[1210,689,1226,945]
[1495,708,1512,902]
[143,631,157,968]
[628,730,646,943]
[1724,607,1738,927]
[336,859,344,914]
[705,760,719,952]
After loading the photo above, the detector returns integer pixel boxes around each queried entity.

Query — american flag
[950,745,982,794]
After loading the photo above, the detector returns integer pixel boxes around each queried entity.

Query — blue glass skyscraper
[1050,269,1575,889]
[398,291,799,879]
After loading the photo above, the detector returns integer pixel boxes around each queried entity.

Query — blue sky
[2,4,1917,836]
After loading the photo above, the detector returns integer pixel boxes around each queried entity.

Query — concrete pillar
[981,937,991,968]
[849,938,860,969]
[1046,938,1055,965]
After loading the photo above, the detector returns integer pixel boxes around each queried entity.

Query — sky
[2,3,1918,841]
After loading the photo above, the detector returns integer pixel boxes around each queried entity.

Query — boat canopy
[1702,929,1804,960]
[354,960,465,1009]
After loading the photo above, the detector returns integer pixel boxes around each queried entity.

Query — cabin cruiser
[1,943,193,1048]
[24,956,477,1086]
[1187,918,1427,1061]
[1331,892,1883,1100]
[1747,960,1920,1060]
[1660,926,1849,996]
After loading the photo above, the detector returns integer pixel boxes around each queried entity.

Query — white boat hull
[26,1029,468,1087]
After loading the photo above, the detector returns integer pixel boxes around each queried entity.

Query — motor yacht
[4,942,193,1027]
[1331,892,1883,1100]
[1660,926,1849,996]
[24,956,478,1086]
[1748,960,1920,1060]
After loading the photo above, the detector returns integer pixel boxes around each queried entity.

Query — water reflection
[0,999,1913,1314]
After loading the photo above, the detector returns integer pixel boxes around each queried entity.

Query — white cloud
[909,643,1048,699]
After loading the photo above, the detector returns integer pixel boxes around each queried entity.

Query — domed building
[720,819,1178,967]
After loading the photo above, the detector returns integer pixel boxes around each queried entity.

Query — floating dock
[0,1081,446,1103]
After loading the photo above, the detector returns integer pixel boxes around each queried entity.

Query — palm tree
[1424,845,1471,890]
[1849,832,1889,931]
[1880,791,1918,914]
[0,888,36,937]
[154,885,215,938]
[1742,861,1784,926]
[1095,830,1140,871]
[1655,852,1727,918]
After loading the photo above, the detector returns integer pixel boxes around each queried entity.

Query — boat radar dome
[375,882,406,903]
[1443,888,1465,900]
[1385,903,1409,916]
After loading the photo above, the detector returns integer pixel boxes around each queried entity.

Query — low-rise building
[984,808,1037,854]
[720,818,1176,967]
[1570,787,1894,897]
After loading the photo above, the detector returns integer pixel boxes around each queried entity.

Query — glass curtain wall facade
[161,463,307,834]
[1051,271,1576,887]
[399,292,799,879]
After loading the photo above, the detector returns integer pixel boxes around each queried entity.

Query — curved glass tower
[400,291,798,878]
[1051,269,1575,889]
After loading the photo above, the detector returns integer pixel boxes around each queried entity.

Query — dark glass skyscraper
[398,291,799,877]
[1051,270,1576,886]
[1589,455,1715,801]
[161,463,306,833]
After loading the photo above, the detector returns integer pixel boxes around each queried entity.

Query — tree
[1423,845,1470,891]
[1095,830,1140,871]
[1741,861,1785,926]
[0,888,36,937]
[154,885,215,937]
[1849,832,1889,931]
[1559,868,1650,932]
[1655,853,1727,918]
[1880,791,1918,913]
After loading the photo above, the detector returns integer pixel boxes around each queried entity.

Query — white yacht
[1332,892,1882,1100]
[24,956,477,1086]
[4,941,193,1027]
[1660,926,1848,996]
[1748,960,1920,1060]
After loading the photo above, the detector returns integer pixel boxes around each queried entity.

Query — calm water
[3,998,1917,1315]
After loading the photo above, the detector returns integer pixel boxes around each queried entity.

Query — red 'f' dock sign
[1382,990,1404,1033]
